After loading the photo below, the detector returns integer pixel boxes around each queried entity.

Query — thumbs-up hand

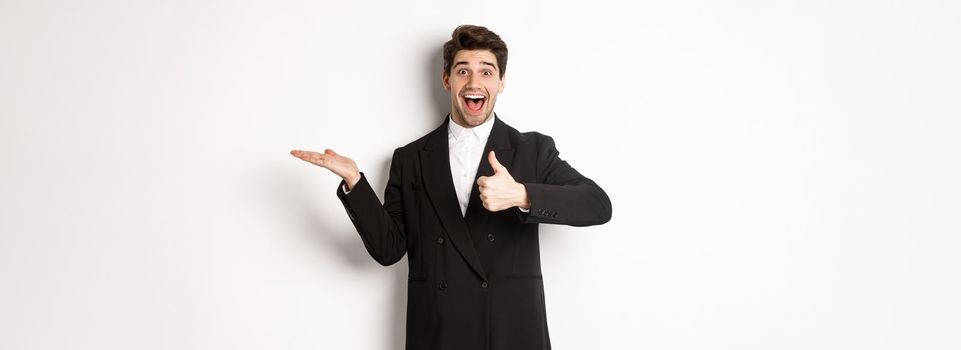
[476,150,531,212]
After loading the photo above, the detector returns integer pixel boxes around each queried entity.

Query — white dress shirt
[448,114,496,216]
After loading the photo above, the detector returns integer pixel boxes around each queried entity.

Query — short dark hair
[443,25,508,79]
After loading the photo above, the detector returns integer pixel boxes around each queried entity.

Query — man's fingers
[291,149,330,166]
[291,149,314,160]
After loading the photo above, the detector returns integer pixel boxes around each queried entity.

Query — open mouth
[463,94,486,113]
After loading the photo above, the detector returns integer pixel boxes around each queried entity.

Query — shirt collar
[447,113,496,143]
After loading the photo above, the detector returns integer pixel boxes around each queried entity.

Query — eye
[458,69,469,75]
[483,71,492,76]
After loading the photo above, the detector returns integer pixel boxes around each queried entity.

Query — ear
[498,73,506,93]
[442,70,451,91]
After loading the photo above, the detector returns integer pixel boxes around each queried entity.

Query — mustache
[460,90,488,97]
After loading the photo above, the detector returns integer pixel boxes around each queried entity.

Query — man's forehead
[453,50,498,67]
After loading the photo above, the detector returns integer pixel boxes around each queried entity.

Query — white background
[2,0,959,349]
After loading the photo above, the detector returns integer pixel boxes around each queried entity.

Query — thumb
[325,148,337,156]
[488,150,506,174]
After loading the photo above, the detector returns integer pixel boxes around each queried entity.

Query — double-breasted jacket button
[481,281,488,289]
[438,282,447,290]
[487,233,495,242]
[436,236,444,244]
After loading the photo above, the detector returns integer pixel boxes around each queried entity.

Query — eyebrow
[453,61,498,70]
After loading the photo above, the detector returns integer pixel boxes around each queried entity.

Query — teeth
[465,95,485,99]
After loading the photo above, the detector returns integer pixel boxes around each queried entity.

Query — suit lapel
[465,116,514,237]
[420,117,486,280]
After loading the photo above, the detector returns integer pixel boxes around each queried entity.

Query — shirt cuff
[342,183,351,194]
[518,207,530,213]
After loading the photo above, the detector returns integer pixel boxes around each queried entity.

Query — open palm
[290,149,361,189]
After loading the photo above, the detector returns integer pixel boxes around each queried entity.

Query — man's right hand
[290,149,361,190]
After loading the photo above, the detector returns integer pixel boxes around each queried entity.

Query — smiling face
[443,49,505,128]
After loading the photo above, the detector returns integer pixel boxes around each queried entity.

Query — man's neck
[451,113,494,129]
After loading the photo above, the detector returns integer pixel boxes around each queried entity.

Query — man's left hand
[477,150,530,212]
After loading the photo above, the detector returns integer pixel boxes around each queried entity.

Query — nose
[465,74,481,88]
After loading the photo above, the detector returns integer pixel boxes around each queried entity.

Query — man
[291,25,611,350]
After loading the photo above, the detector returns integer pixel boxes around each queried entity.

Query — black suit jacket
[336,115,611,350]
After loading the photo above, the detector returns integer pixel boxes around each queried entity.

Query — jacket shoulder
[513,129,557,151]
[390,125,438,159]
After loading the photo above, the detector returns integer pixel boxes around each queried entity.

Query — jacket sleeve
[517,135,612,226]
[336,148,406,266]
